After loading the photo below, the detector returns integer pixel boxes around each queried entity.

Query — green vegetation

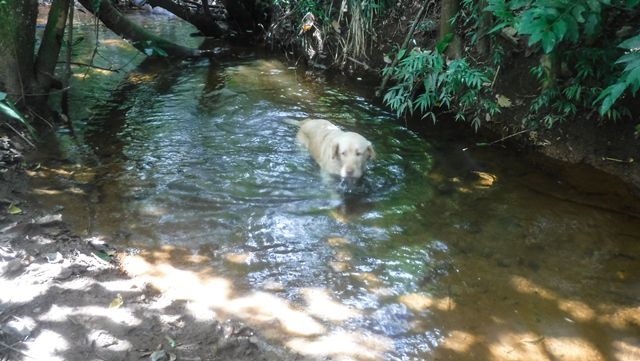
[381,0,640,131]
[382,47,498,130]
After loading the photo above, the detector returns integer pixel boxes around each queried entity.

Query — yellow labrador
[296,119,375,178]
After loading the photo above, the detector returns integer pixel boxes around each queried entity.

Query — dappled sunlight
[0,264,62,303]
[351,272,384,288]
[118,249,395,359]
[543,336,605,361]
[398,293,456,312]
[597,304,640,330]
[32,187,86,196]
[228,292,326,336]
[287,331,393,360]
[440,330,478,353]
[613,340,640,361]
[101,38,130,48]
[127,72,158,85]
[122,256,232,309]
[302,288,360,322]
[224,252,253,264]
[38,304,142,327]
[558,299,596,322]
[14,24,640,360]
[87,329,133,351]
[486,331,552,361]
[23,329,67,361]
[510,275,556,300]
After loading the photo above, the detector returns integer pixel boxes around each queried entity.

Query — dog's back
[296,119,374,178]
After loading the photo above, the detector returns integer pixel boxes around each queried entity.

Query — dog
[295,119,375,179]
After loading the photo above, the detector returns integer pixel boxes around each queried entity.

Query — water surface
[27,14,640,361]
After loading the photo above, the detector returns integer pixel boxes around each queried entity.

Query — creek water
[28,12,640,361]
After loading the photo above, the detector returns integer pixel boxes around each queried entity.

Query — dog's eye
[341,151,347,156]
[355,151,362,156]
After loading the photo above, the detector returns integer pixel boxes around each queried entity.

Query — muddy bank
[0,137,299,361]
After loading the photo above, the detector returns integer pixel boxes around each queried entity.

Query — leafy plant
[0,91,34,134]
[595,34,640,115]
[482,0,640,127]
[382,48,498,130]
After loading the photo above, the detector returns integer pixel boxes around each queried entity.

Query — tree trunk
[77,0,201,58]
[439,0,462,59]
[147,0,225,37]
[476,0,491,56]
[0,0,39,108]
[541,53,558,89]
[35,0,70,91]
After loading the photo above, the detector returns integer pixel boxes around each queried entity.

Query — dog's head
[331,132,375,179]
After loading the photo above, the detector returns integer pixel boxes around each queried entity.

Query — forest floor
[0,137,300,361]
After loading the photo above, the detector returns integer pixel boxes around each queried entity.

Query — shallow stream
[27,13,640,361]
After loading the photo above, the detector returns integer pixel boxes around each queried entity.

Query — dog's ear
[332,142,340,159]
[367,144,376,160]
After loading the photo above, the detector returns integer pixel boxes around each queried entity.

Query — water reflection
[26,16,640,361]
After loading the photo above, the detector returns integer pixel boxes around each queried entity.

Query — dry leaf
[109,294,124,309]
[496,94,512,108]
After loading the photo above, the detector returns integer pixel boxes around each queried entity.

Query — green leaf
[541,32,557,53]
[94,250,112,261]
[626,66,640,93]
[570,4,586,23]
[596,82,627,115]
[586,0,601,12]
[7,203,22,215]
[551,19,567,42]
[527,31,544,47]
[564,16,579,43]
[615,52,639,65]
[436,33,453,54]
[0,102,25,122]
[0,91,6,101]
[488,22,509,34]
[619,34,640,50]
[627,0,640,7]
[584,13,600,36]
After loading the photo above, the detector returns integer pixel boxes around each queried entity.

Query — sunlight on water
[26,15,640,361]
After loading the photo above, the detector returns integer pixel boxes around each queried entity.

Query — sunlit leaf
[7,203,22,215]
[496,94,512,107]
[619,34,640,50]
[0,102,25,122]
[109,294,124,308]
[541,32,557,53]
[436,33,453,54]
[596,82,627,115]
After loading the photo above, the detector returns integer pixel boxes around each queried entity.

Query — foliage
[383,0,640,130]
[484,0,640,126]
[0,92,34,134]
[382,48,499,130]
[596,34,640,115]
[270,0,392,63]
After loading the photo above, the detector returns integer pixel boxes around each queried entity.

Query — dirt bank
[1,137,299,361]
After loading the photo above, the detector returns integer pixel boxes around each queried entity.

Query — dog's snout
[346,168,355,177]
